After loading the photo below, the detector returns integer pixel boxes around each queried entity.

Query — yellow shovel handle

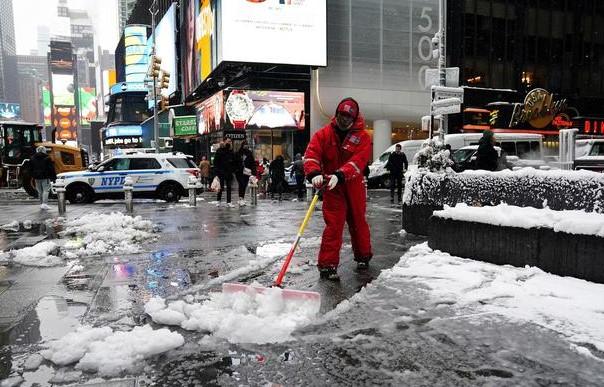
[297,192,320,237]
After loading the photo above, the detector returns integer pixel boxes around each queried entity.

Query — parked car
[451,145,506,172]
[368,140,423,188]
[574,139,604,172]
[54,152,200,204]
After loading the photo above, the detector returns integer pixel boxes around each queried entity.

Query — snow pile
[61,212,155,257]
[41,325,184,377]
[11,241,62,267]
[413,139,452,172]
[385,243,604,351]
[145,286,320,344]
[434,203,604,237]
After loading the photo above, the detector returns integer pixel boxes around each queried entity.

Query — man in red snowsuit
[304,98,373,280]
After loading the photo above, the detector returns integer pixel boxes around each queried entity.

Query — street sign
[432,86,464,103]
[425,67,460,88]
[432,104,461,115]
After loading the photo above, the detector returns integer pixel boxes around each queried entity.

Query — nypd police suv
[54,152,200,204]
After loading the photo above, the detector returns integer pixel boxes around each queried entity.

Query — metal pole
[438,0,447,141]
[150,1,159,153]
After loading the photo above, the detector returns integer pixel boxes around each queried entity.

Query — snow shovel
[222,187,323,303]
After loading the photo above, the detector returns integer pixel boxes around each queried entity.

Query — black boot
[355,258,370,270]
[318,267,340,281]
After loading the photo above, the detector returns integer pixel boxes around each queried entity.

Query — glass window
[379,152,391,162]
[167,158,196,169]
[516,142,534,158]
[530,141,540,153]
[130,158,161,170]
[499,141,516,155]
[103,158,130,171]
[60,151,75,165]
[589,143,604,156]
[452,149,476,164]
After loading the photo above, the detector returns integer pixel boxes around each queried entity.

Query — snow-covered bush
[413,138,453,172]
[404,168,604,213]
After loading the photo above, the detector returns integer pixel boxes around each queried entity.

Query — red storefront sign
[581,119,604,135]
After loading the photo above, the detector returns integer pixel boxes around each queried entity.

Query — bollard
[306,182,313,201]
[249,178,258,206]
[123,176,134,214]
[187,175,198,207]
[53,179,66,215]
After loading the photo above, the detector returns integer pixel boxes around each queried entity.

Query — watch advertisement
[219,0,327,67]
[223,89,305,130]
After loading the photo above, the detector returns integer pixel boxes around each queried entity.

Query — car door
[96,158,130,193]
[128,157,163,192]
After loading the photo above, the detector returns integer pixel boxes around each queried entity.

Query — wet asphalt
[0,190,603,386]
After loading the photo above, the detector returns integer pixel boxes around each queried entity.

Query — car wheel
[381,175,391,189]
[157,182,182,202]
[67,184,93,204]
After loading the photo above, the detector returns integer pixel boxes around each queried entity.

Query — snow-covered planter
[429,204,604,283]
[402,168,604,235]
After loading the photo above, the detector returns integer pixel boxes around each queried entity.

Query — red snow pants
[318,179,372,268]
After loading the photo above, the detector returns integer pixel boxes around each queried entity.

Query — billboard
[155,4,177,97]
[52,74,75,106]
[219,0,327,67]
[225,89,305,130]
[195,90,224,134]
[42,86,51,125]
[0,103,21,121]
[79,87,97,126]
[124,25,151,83]
[53,105,78,141]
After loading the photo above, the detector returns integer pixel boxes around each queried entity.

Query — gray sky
[13,0,119,55]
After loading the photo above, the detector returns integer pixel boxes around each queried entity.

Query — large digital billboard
[53,105,78,141]
[79,87,97,126]
[124,25,151,83]
[224,89,305,130]
[219,0,327,67]
[0,103,21,121]
[195,90,223,134]
[42,86,51,125]
[155,3,177,97]
[51,74,75,106]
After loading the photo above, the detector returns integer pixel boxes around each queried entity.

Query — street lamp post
[150,0,159,153]
[438,0,447,142]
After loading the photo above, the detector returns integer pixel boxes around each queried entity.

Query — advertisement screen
[155,3,177,97]
[219,0,327,67]
[79,87,97,126]
[42,86,51,125]
[124,25,150,83]
[52,73,75,106]
[53,105,78,141]
[0,103,21,121]
[224,90,305,130]
[196,91,224,134]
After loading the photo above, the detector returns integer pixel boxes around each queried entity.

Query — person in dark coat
[475,130,499,171]
[290,153,305,200]
[30,146,56,210]
[269,155,286,201]
[213,138,237,206]
[235,140,257,206]
[385,144,408,203]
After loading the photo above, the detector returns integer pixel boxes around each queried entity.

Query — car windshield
[452,148,476,164]
[379,152,391,162]
[575,142,592,157]
[589,143,604,156]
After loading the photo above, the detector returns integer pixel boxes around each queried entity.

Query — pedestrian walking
[30,146,56,210]
[290,153,305,200]
[269,155,285,201]
[304,97,373,280]
[213,137,237,207]
[385,143,408,204]
[235,140,256,206]
[198,155,210,189]
[475,130,498,171]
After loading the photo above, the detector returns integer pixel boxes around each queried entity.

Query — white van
[368,140,424,188]
[368,133,544,187]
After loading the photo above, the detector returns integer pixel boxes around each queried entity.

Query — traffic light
[148,55,162,78]
[159,70,170,89]
[159,95,169,111]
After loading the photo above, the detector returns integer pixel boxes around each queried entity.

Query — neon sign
[583,119,604,135]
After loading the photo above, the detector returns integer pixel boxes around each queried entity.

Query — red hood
[330,112,366,132]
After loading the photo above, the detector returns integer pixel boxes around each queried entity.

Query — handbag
[210,176,221,192]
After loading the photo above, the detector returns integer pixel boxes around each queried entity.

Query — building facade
[448,0,604,116]
[0,0,18,102]
[16,55,49,123]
